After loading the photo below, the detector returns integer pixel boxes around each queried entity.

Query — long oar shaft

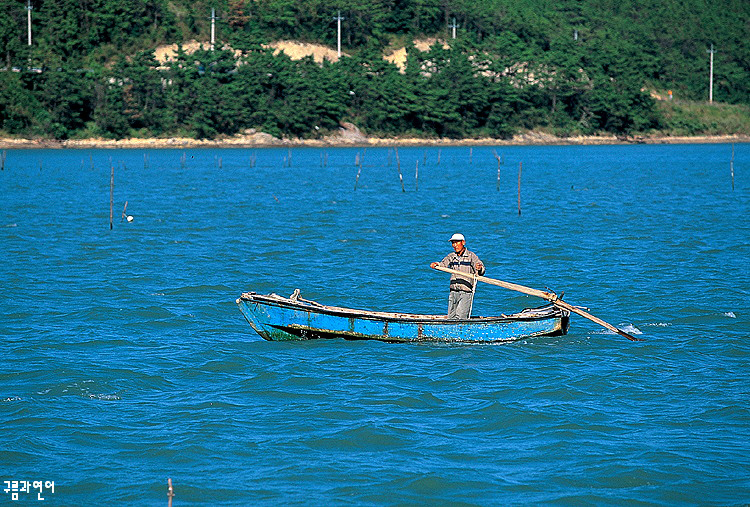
[432,265,642,342]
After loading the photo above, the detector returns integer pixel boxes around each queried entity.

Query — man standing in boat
[431,233,485,319]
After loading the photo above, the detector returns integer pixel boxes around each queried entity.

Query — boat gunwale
[238,292,569,324]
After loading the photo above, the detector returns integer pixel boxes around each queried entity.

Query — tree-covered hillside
[1,0,748,140]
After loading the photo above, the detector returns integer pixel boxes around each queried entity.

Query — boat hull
[237,292,570,343]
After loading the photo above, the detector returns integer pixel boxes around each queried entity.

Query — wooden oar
[432,265,643,342]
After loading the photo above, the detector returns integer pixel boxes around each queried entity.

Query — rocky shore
[1,124,748,150]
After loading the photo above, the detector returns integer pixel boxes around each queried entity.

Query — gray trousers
[448,290,474,319]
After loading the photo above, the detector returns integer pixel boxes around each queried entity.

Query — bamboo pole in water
[731,143,735,191]
[415,160,419,191]
[396,148,404,192]
[1,150,6,170]
[354,165,362,190]
[109,163,114,230]
[493,150,502,191]
[517,162,522,216]
[167,478,174,507]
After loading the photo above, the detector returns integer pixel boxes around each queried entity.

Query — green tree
[185,48,241,138]
[0,71,43,133]
[93,69,129,138]
[35,0,89,59]
[29,57,94,138]
[0,0,27,68]
[163,45,201,134]
[580,32,659,133]
[119,50,169,133]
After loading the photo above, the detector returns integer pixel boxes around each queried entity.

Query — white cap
[449,233,465,242]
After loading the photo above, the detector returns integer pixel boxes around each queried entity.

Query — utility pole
[449,18,458,39]
[707,44,716,103]
[210,8,216,50]
[333,10,345,57]
[26,0,32,46]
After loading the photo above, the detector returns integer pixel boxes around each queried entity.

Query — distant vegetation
[1,0,749,140]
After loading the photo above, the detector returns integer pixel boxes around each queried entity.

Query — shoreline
[1,132,748,150]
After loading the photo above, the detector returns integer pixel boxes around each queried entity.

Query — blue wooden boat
[236,290,570,343]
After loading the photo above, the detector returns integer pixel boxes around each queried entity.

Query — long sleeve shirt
[438,249,485,292]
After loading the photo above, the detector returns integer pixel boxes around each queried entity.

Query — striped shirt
[438,249,485,292]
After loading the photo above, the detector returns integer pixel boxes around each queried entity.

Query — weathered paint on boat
[236,291,570,343]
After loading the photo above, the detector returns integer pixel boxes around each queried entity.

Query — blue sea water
[1,143,749,505]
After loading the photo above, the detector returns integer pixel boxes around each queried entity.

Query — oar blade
[615,328,645,342]
[557,301,645,342]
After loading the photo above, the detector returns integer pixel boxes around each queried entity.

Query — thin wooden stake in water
[1,150,6,170]
[121,201,128,222]
[730,143,735,191]
[437,149,441,166]
[167,478,174,507]
[395,147,404,191]
[469,147,473,165]
[493,150,502,190]
[109,164,114,230]
[415,160,419,191]
[517,161,522,215]
[354,165,362,190]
